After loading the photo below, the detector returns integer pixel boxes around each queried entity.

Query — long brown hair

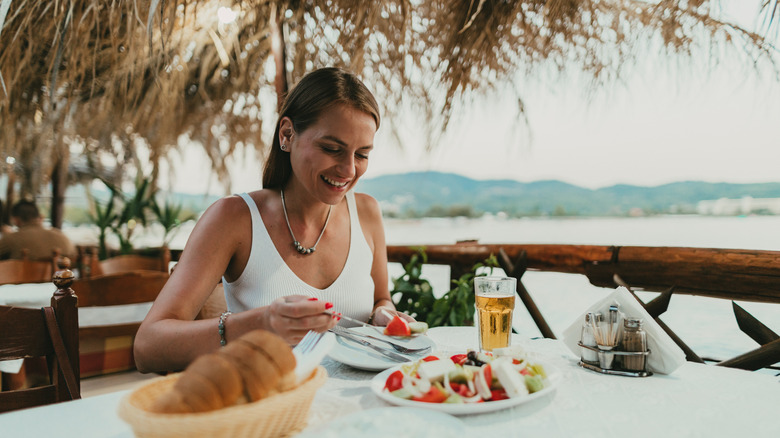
[262,67,380,189]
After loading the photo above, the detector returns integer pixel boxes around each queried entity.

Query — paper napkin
[293,331,336,384]
[562,287,686,374]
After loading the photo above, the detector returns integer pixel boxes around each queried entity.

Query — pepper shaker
[619,317,648,372]
[580,313,599,365]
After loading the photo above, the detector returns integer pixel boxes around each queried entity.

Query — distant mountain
[60,171,780,219]
[356,171,780,217]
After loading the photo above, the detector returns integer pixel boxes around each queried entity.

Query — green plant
[107,176,155,254]
[87,175,160,258]
[150,196,196,247]
[88,191,119,260]
[391,248,500,328]
[392,248,437,322]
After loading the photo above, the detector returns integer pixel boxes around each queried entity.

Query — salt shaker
[619,317,647,372]
[580,313,599,365]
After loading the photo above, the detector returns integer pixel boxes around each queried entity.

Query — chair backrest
[0,250,61,285]
[0,274,80,413]
[71,270,169,377]
[78,246,171,279]
[196,283,227,321]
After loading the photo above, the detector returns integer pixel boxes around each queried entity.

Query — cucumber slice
[408,321,429,334]
[390,387,415,399]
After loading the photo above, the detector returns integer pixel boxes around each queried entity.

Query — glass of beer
[474,276,516,351]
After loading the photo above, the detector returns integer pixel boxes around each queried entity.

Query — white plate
[370,361,557,415]
[296,407,463,438]
[327,327,437,371]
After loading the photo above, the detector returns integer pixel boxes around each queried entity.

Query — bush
[391,247,499,327]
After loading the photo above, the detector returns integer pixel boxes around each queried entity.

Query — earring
[280,143,288,151]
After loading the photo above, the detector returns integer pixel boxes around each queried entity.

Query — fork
[292,330,334,383]
[330,325,431,355]
[293,330,325,356]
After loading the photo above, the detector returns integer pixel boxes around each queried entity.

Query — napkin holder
[563,287,686,375]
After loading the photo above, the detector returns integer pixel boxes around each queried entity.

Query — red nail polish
[336,316,341,321]
[308,297,318,301]
[325,302,334,309]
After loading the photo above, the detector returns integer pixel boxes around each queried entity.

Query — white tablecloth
[0,327,778,438]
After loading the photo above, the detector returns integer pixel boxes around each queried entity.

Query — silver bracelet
[218,311,232,347]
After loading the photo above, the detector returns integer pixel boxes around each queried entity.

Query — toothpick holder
[578,342,653,377]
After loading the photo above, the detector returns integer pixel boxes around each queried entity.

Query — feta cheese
[417,358,456,382]
[492,357,529,398]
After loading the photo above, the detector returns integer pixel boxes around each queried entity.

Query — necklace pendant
[282,189,331,257]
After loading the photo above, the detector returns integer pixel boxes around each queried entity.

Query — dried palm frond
[0,0,777,197]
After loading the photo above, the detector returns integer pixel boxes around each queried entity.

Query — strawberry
[383,315,412,337]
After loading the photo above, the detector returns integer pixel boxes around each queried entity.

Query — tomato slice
[490,389,509,401]
[450,354,468,365]
[384,315,411,337]
[449,382,473,397]
[483,364,493,386]
[412,386,448,403]
[421,355,439,362]
[384,370,404,392]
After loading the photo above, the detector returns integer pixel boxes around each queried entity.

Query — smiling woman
[133,67,416,374]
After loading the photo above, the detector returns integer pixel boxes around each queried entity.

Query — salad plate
[370,360,557,415]
[327,327,436,371]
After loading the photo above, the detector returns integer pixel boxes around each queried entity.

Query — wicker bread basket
[118,366,327,438]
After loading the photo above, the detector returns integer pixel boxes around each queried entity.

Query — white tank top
[222,191,374,326]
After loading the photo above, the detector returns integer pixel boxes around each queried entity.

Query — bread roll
[150,329,297,414]
[221,341,281,401]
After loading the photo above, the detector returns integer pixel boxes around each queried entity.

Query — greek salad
[382,347,549,404]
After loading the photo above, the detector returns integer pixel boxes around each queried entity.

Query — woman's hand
[371,306,416,327]
[266,296,338,344]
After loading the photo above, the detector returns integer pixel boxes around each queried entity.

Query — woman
[134,67,414,373]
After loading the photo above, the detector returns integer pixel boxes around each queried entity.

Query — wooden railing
[387,243,780,372]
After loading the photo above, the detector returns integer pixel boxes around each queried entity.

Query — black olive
[465,351,485,367]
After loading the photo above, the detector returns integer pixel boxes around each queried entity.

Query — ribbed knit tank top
[222,191,374,326]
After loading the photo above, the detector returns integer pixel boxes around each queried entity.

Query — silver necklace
[280,189,332,255]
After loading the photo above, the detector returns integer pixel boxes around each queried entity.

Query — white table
[0,327,778,438]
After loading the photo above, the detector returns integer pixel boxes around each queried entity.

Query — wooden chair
[196,282,228,321]
[71,271,169,377]
[0,250,61,285]
[0,270,80,413]
[77,246,171,278]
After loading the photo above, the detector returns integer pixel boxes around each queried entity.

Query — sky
[169,1,780,195]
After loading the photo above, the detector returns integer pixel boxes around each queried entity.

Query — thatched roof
[1,0,778,197]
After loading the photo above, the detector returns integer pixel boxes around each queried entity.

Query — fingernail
[331,314,338,319]
[325,302,334,309]
[308,297,318,301]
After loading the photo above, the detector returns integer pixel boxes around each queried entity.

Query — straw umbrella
[0,1,778,227]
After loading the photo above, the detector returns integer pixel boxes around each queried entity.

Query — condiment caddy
[578,304,652,377]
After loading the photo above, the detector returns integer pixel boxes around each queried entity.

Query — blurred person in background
[0,200,76,261]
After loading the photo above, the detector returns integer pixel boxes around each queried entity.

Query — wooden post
[270,3,288,111]
[498,248,556,339]
[51,258,79,392]
[50,150,68,229]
